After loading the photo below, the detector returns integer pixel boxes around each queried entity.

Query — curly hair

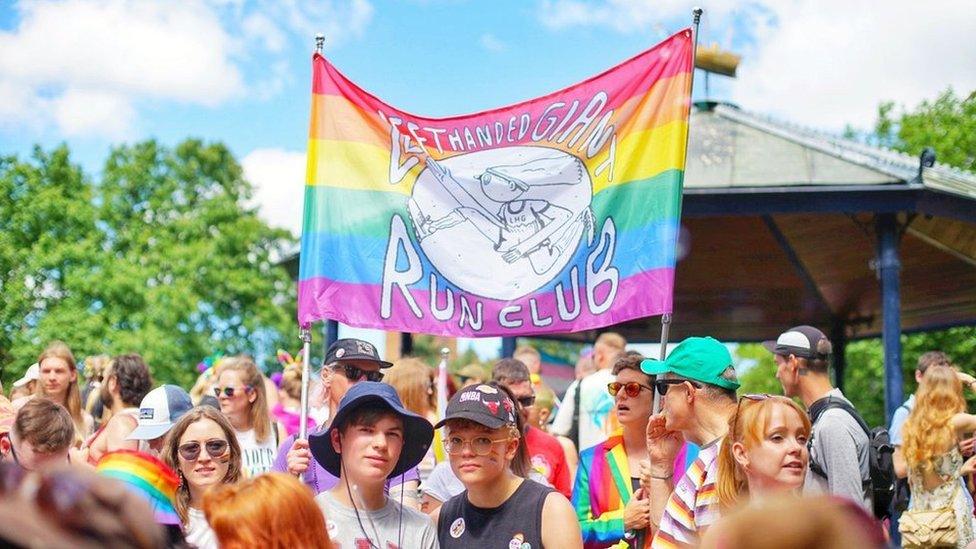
[902,365,966,473]
[111,354,154,407]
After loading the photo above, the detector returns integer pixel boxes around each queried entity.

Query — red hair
[203,473,330,549]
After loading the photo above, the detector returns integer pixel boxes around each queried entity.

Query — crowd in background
[0,327,972,548]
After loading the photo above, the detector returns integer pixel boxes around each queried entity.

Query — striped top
[651,439,722,548]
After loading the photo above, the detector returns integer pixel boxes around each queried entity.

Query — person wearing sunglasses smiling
[572,352,697,549]
[641,336,740,548]
[162,406,243,549]
[274,338,422,504]
[215,356,283,477]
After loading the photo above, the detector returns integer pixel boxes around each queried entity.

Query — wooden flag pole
[652,8,702,415]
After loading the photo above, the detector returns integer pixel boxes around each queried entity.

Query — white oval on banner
[409,146,593,301]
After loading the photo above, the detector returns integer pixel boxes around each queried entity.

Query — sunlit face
[216,370,255,419]
[613,369,654,427]
[327,361,382,404]
[445,420,517,487]
[39,357,75,401]
[732,403,809,494]
[178,419,231,491]
[505,380,534,425]
[774,355,799,397]
[660,374,696,432]
[332,413,404,484]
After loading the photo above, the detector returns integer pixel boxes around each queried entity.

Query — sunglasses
[178,439,230,461]
[213,385,251,398]
[516,395,536,408]
[607,381,654,398]
[341,364,384,382]
[444,435,511,456]
[654,378,703,396]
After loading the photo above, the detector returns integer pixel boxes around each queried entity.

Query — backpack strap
[807,397,870,481]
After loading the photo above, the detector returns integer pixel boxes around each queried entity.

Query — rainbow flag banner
[299,29,693,336]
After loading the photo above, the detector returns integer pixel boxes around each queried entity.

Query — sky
[2,0,974,359]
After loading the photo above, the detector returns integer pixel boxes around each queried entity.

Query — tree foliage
[874,89,976,171]
[0,140,296,387]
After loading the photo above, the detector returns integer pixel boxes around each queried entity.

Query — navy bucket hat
[309,381,434,478]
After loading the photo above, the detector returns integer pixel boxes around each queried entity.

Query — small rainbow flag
[97,450,180,526]
[299,30,693,336]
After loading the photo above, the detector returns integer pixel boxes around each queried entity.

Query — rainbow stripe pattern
[572,431,698,549]
[97,450,180,526]
[299,30,693,336]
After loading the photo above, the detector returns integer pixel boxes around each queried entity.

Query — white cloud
[0,0,376,141]
[731,0,976,130]
[241,148,307,237]
[0,0,244,138]
[52,88,135,139]
[479,33,507,52]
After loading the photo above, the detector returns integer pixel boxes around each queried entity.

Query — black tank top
[438,479,553,549]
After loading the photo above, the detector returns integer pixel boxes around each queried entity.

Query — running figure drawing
[409,151,594,276]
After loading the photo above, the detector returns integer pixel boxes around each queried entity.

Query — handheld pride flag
[299,30,693,336]
[97,450,180,526]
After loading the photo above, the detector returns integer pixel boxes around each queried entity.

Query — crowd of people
[0,326,972,548]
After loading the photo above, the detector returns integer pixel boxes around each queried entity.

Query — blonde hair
[220,356,272,443]
[385,357,433,416]
[902,365,966,473]
[203,473,331,549]
[279,366,303,401]
[35,341,86,443]
[595,332,626,351]
[162,406,243,525]
[716,396,811,510]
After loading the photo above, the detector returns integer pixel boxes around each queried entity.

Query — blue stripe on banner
[298,218,679,291]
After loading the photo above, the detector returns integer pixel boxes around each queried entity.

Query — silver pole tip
[440,347,450,356]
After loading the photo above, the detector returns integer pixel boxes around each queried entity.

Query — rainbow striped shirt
[651,440,721,548]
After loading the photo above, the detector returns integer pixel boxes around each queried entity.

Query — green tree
[0,146,101,376]
[875,89,976,171]
[0,140,297,387]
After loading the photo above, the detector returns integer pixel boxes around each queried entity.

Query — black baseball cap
[309,381,433,477]
[325,338,392,369]
[434,383,517,430]
[762,325,831,359]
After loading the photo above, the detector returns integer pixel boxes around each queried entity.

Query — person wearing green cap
[639,336,740,548]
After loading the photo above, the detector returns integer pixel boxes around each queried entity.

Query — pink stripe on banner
[297,268,674,337]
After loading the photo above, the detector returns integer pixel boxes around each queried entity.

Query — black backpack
[808,398,896,520]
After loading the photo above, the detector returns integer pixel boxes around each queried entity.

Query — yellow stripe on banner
[306,139,418,196]
[588,119,688,195]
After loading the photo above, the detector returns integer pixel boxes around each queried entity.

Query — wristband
[650,473,673,480]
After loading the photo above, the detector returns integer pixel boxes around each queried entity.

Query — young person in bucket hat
[274,338,421,502]
[640,336,740,548]
[434,382,582,549]
[309,381,437,549]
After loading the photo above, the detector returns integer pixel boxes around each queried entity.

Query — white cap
[126,385,193,441]
[12,363,39,388]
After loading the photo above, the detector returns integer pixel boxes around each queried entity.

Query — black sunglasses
[654,378,703,396]
[341,364,384,382]
[178,439,230,461]
[516,395,536,408]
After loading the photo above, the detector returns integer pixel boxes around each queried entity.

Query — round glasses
[178,439,229,461]
[444,435,511,456]
[607,381,654,398]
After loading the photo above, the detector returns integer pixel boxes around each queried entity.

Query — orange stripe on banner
[308,72,691,147]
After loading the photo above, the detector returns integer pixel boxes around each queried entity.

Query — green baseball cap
[640,336,740,390]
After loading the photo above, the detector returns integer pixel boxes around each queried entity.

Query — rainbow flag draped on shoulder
[298,29,693,336]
